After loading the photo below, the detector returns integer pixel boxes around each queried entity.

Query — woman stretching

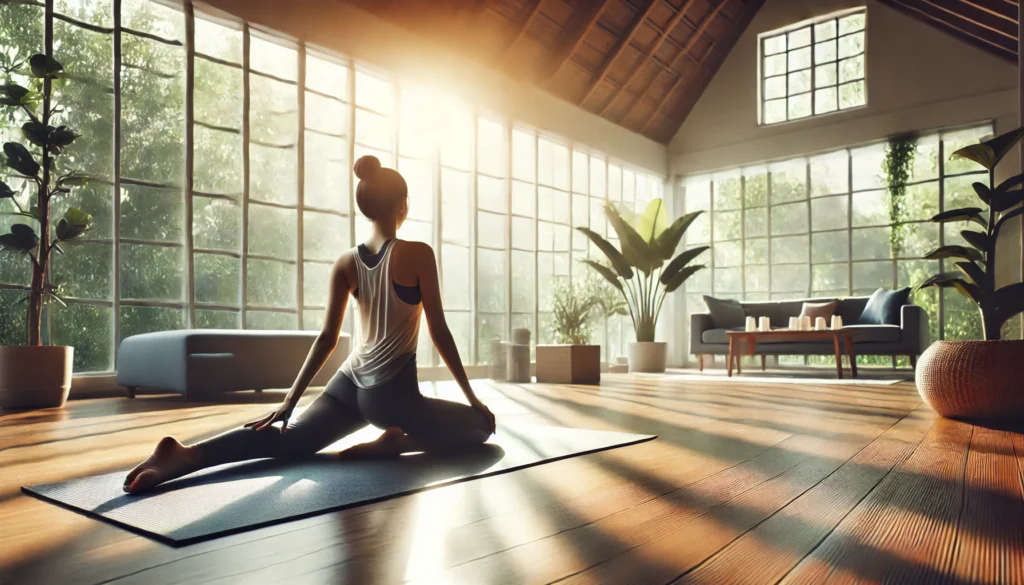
[124,155,497,494]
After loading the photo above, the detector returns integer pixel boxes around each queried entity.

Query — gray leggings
[195,357,491,467]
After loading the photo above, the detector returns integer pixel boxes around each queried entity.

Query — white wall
[668,0,1022,359]
[669,0,1017,175]
[198,0,668,175]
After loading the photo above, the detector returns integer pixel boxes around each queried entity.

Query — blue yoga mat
[23,423,654,546]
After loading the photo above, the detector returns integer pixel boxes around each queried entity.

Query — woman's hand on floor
[245,401,296,432]
[470,397,497,435]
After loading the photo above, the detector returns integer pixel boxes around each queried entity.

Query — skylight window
[760,8,866,125]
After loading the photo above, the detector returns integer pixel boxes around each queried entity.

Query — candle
[759,316,770,331]
[815,316,827,330]
[831,315,843,330]
[746,316,756,332]
[801,316,812,330]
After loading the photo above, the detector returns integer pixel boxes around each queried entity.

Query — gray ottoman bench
[117,330,351,399]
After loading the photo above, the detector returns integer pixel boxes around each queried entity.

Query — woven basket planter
[916,340,1024,420]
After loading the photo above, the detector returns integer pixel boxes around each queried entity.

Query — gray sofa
[690,296,928,366]
[117,330,351,399]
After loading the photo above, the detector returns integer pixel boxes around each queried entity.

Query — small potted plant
[536,276,624,384]
[577,199,707,373]
[0,52,93,409]
[915,125,1024,419]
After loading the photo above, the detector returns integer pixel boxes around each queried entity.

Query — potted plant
[577,199,707,373]
[0,52,93,409]
[536,276,626,384]
[915,125,1024,419]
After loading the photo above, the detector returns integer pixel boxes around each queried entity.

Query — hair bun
[354,155,382,181]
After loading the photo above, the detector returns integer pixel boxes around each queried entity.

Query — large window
[683,123,997,364]
[0,0,664,374]
[760,8,866,125]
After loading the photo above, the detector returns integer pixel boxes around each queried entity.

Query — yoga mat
[23,424,653,546]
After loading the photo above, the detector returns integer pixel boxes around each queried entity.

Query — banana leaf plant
[0,52,93,347]
[577,199,707,342]
[918,125,1024,340]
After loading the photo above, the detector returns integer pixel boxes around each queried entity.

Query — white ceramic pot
[627,341,668,373]
[0,345,73,409]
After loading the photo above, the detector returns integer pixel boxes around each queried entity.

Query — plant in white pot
[536,276,627,384]
[577,199,707,373]
[915,125,1024,419]
[0,52,93,409]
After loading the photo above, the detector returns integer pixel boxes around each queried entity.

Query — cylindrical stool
[488,338,506,380]
[506,343,531,383]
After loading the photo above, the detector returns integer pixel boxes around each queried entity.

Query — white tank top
[339,240,422,389]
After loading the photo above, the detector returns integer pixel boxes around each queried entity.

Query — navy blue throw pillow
[857,287,911,325]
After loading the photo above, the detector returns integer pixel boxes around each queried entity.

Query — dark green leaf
[960,229,990,252]
[991,188,1024,212]
[993,282,1024,320]
[654,211,701,260]
[580,260,622,291]
[952,126,1024,171]
[922,245,983,263]
[48,125,78,149]
[663,265,705,293]
[995,172,1024,194]
[995,206,1024,235]
[930,207,986,227]
[660,246,709,285]
[3,141,39,177]
[954,261,986,286]
[29,54,63,79]
[972,181,991,204]
[57,172,89,187]
[55,207,92,241]
[0,180,13,199]
[575,227,634,279]
[0,83,29,100]
[0,223,39,252]
[21,121,49,147]
[916,272,982,302]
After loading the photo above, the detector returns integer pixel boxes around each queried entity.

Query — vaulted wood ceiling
[349,0,1020,145]
[879,0,1018,63]
[349,0,765,144]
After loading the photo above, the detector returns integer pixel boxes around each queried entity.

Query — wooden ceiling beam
[920,0,1018,40]
[578,0,664,106]
[957,0,1018,23]
[651,0,764,141]
[503,0,545,52]
[541,0,609,83]
[597,0,698,116]
[883,0,1017,60]
[616,0,729,124]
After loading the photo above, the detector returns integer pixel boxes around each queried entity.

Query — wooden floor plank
[780,415,974,584]
[948,425,1024,583]
[6,373,1016,585]
[676,405,937,585]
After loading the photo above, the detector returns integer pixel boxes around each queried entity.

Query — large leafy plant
[1,52,93,347]
[918,125,1024,340]
[577,199,707,342]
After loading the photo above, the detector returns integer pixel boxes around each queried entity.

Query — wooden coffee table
[725,329,857,379]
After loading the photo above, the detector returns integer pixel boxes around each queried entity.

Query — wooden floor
[2,373,1024,584]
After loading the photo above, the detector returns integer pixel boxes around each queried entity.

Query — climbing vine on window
[883,134,916,257]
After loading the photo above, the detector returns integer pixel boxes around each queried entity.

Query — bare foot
[123,436,201,494]
[338,427,411,460]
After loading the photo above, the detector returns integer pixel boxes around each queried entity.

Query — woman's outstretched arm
[414,242,496,433]
[247,253,353,431]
